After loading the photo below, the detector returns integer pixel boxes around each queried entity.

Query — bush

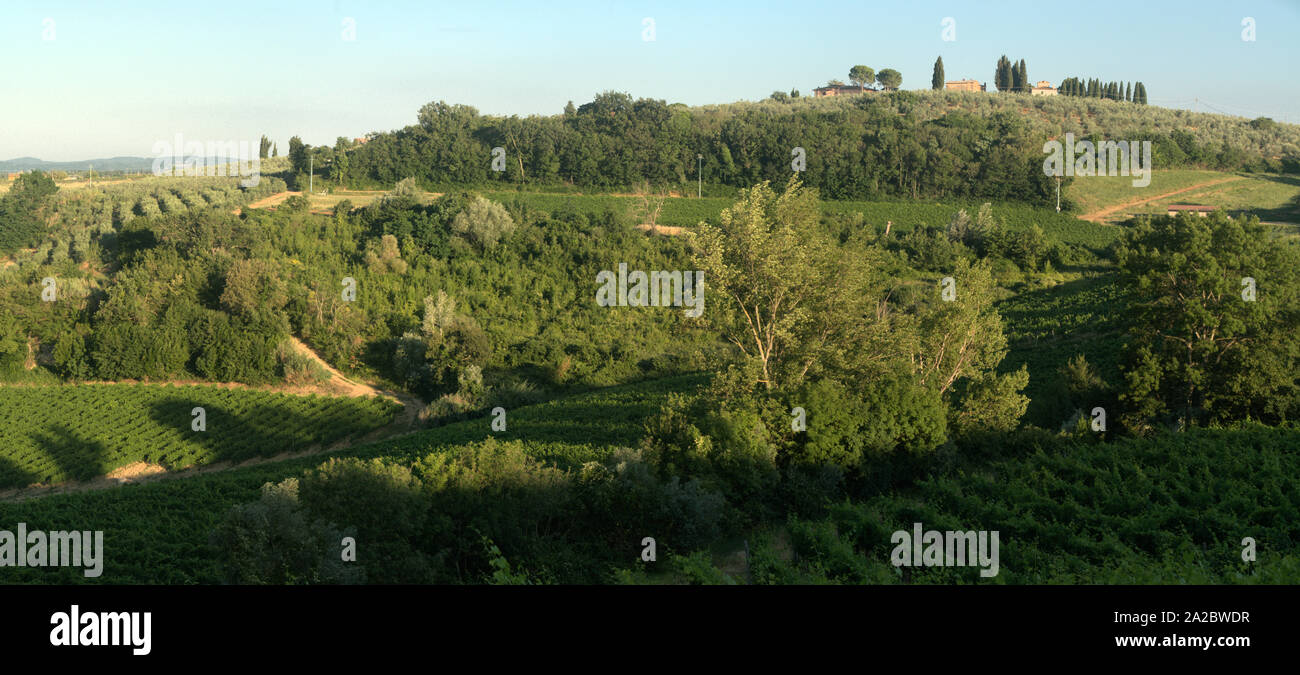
[277,342,329,387]
[296,458,436,583]
[209,479,362,585]
[451,196,516,250]
[794,375,947,469]
[52,332,91,380]
[283,194,311,212]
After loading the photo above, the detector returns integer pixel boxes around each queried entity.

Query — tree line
[1059,77,1148,103]
[309,92,1062,205]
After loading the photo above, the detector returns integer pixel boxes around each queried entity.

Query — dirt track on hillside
[1080,177,1245,222]
[231,190,298,215]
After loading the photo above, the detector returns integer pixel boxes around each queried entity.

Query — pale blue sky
[2,0,1297,161]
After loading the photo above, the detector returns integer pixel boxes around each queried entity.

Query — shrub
[794,375,947,470]
[209,479,362,585]
[451,196,516,250]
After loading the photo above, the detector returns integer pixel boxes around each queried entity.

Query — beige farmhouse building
[945,79,984,92]
[813,84,876,97]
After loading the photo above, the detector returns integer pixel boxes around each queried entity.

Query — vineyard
[823,199,1121,249]
[997,272,1128,427]
[476,190,1118,251]
[0,374,699,583]
[0,384,399,488]
[757,424,1300,584]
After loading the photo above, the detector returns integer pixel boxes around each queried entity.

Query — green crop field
[0,385,400,488]
[997,272,1127,428]
[760,424,1300,584]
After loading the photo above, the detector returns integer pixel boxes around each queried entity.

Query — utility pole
[89,164,93,188]
[697,154,702,198]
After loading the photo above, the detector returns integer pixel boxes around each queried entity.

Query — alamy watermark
[0,523,104,578]
[1043,132,1151,188]
[596,263,704,317]
[151,133,261,187]
[891,523,999,577]
[50,605,151,656]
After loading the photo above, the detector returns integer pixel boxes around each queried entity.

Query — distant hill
[0,156,155,173]
[336,89,1300,204]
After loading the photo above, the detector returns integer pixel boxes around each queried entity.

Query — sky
[1,0,1297,161]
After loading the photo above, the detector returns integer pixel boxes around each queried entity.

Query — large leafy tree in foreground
[1117,211,1300,430]
[687,178,1027,433]
[688,178,886,391]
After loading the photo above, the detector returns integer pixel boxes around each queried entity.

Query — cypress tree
[995,55,1012,92]
[932,56,945,90]
[1018,60,1028,92]
[1125,82,1131,102]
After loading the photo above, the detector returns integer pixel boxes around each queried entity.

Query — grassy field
[1067,169,1300,223]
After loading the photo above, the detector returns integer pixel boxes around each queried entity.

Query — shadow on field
[145,396,354,469]
[0,456,38,490]
[998,276,1124,338]
[25,426,112,485]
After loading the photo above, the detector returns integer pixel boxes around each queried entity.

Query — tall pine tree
[932,56,945,90]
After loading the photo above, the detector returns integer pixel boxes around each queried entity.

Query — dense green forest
[313,90,1300,204]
